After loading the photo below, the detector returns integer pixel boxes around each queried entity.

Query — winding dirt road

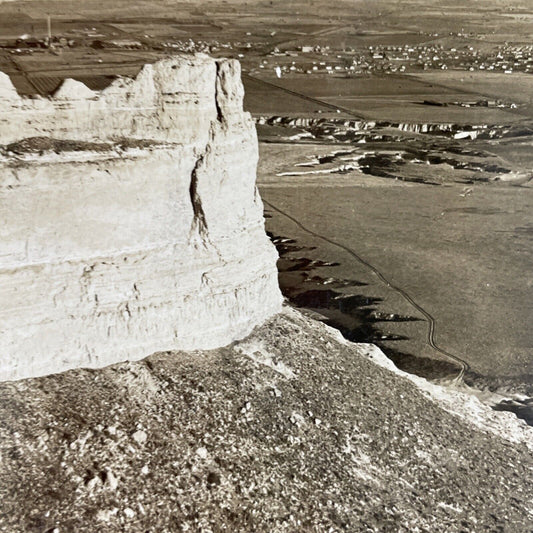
[264,198,470,381]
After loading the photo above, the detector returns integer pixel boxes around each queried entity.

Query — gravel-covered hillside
[1,307,531,532]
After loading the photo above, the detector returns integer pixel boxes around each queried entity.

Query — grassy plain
[409,71,533,108]
[258,143,533,392]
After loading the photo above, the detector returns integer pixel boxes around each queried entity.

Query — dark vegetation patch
[492,398,533,426]
[2,137,164,155]
[383,346,462,381]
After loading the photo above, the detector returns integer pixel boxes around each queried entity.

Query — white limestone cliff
[0,54,282,381]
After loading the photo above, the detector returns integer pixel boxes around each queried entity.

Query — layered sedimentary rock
[0,54,282,381]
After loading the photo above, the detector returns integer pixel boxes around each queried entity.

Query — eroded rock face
[0,55,282,381]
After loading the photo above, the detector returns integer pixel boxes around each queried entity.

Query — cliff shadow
[266,229,467,382]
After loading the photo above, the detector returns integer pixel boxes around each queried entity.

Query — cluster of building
[7,34,75,53]
[5,22,533,80]
[162,39,235,54]
[253,42,533,77]
[3,19,116,53]
[475,44,533,74]
[256,46,364,76]
[362,42,533,74]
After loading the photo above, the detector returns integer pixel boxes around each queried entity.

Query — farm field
[242,75,342,117]
[254,74,459,98]
[409,71,533,105]
[249,74,531,123]
[320,96,525,124]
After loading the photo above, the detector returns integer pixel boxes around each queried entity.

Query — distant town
[3,20,533,79]
[253,41,533,77]
[0,3,531,124]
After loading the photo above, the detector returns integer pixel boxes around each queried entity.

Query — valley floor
[258,142,533,397]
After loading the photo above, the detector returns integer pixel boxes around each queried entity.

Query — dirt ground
[1,307,532,533]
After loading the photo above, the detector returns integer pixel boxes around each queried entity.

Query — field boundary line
[243,73,367,119]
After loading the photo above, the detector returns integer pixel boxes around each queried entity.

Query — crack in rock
[189,150,209,240]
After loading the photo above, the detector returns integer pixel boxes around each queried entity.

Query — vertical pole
[47,15,51,41]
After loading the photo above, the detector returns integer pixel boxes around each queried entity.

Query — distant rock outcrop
[53,78,97,100]
[0,71,20,102]
[0,55,282,381]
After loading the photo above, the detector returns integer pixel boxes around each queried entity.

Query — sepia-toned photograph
[0,0,532,531]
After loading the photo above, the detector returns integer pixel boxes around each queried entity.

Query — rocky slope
[0,55,282,380]
[0,307,531,532]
